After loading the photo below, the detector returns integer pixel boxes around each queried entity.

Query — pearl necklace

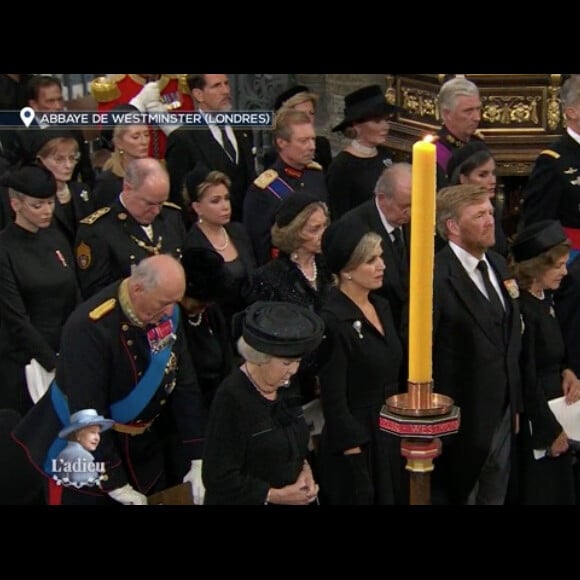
[528,288,545,300]
[292,255,317,283]
[187,312,203,327]
[349,139,378,158]
[213,228,229,252]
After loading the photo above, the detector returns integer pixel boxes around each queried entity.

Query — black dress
[184,221,256,325]
[252,253,333,402]
[316,288,406,505]
[202,367,310,505]
[0,223,80,414]
[182,304,233,411]
[519,291,576,505]
[326,146,393,220]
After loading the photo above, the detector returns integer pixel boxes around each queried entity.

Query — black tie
[218,125,236,163]
[392,227,407,264]
[477,260,504,318]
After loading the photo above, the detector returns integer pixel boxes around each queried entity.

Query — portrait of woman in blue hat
[52,409,114,489]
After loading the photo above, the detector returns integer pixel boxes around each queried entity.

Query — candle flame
[423,134,435,143]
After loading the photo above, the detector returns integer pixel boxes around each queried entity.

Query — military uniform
[90,74,194,159]
[521,133,580,256]
[75,200,185,299]
[13,279,205,504]
[434,126,485,190]
[242,157,327,265]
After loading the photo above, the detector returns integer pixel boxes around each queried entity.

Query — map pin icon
[20,107,35,128]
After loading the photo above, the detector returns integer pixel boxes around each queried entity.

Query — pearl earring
[198,216,203,224]
[118,149,124,156]
[346,274,352,280]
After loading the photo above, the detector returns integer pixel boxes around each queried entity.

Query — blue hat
[58,409,115,439]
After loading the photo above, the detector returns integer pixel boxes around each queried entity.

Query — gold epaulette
[163,201,181,211]
[89,75,124,103]
[178,74,191,95]
[89,298,116,321]
[540,149,560,159]
[254,169,278,189]
[306,161,322,171]
[473,129,486,141]
[80,207,111,225]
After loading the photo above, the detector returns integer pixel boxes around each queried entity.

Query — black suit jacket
[433,245,522,503]
[166,125,255,222]
[343,200,409,334]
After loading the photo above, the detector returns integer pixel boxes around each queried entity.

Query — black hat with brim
[0,164,57,198]
[332,84,397,133]
[322,217,371,274]
[241,301,324,358]
[512,220,568,262]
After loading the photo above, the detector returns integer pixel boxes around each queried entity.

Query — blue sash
[266,176,294,201]
[43,306,180,474]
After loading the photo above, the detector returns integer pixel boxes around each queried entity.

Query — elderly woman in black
[511,220,580,504]
[317,219,405,505]
[252,192,331,402]
[0,165,80,414]
[202,301,324,505]
[32,129,95,249]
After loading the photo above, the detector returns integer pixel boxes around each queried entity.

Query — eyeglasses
[47,153,81,165]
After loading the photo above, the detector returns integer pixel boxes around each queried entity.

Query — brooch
[80,190,90,202]
[503,278,520,299]
[352,320,364,339]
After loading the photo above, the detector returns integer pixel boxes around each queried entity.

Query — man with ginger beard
[432,184,522,505]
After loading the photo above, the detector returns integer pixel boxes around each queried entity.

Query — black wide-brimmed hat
[512,220,568,262]
[181,246,230,302]
[0,164,57,198]
[322,217,372,274]
[332,84,397,133]
[274,85,312,112]
[275,191,321,228]
[240,301,324,358]
[446,141,491,184]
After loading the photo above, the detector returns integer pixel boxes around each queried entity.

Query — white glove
[129,82,161,112]
[145,101,180,136]
[108,483,148,505]
[183,459,205,505]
